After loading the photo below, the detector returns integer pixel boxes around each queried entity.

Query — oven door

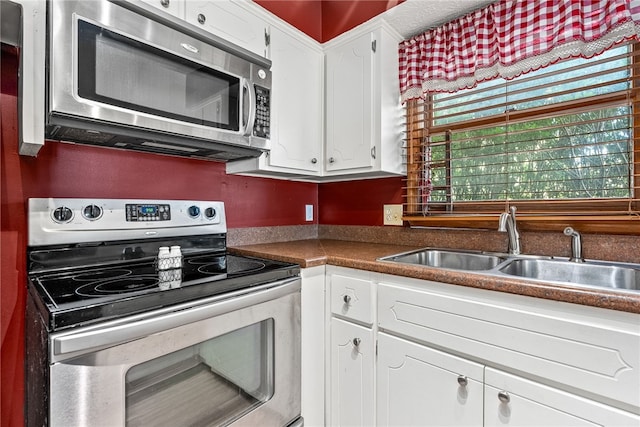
[49,278,301,427]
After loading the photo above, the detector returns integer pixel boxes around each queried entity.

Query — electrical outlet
[305,205,313,222]
[383,204,403,226]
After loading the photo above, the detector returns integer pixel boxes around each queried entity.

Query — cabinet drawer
[329,269,374,325]
[378,279,640,413]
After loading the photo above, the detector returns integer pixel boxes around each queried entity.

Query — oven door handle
[51,277,300,361]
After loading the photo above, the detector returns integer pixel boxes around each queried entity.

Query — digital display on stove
[126,204,171,221]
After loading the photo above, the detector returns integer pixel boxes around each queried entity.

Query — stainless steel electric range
[25,198,302,427]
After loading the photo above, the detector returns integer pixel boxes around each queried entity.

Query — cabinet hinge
[264,29,270,47]
[372,40,377,53]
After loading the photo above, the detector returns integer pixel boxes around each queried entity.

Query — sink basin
[498,258,640,291]
[380,249,507,271]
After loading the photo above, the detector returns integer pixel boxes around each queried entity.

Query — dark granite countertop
[230,239,640,314]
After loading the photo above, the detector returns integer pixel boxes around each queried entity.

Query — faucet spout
[564,227,584,263]
[498,206,521,255]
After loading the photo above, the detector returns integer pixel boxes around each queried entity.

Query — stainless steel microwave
[46,0,272,161]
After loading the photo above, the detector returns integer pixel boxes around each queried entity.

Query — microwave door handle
[242,79,257,137]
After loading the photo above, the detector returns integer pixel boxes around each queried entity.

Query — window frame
[403,42,640,234]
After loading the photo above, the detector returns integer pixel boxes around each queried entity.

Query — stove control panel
[126,204,171,222]
[28,198,227,246]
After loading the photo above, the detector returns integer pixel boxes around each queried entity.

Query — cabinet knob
[457,375,468,387]
[343,295,351,304]
[160,0,170,7]
[371,146,376,159]
[498,391,510,404]
[329,157,335,164]
[352,338,361,347]
[197,13,206,24]
[311,158,317,164]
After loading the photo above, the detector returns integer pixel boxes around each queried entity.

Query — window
[404,42,640,231]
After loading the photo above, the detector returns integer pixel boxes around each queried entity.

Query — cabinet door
[139,0,184,18]
[185,1,266,57]
[325,32,374,172]
[267,26,322,173]
[377,333,484,426]
[330,318,374,427]
[484,368,640,427]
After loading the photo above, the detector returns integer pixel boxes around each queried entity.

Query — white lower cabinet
[377,332,484,426]
[327,266,376,426]
[325,267,640,427]
[484,368,640,427]
[300,266,326,426]
[330,318,375,427]
[378,332,640,426]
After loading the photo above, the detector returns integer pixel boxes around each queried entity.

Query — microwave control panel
[254,86,270,139]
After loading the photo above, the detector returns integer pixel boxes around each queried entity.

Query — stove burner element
[197,257,266,275]
[187,255,226,265]
[76,275,159,297]
[73,269,132,281]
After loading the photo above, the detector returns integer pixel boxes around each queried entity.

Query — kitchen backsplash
[229,224,640,265]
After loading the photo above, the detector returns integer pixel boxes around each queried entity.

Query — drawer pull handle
[343,295,351,304]
[457,375,468,387]
[498,391,510,404]
[352,338,361,347]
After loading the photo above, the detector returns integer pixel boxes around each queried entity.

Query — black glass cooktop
[28,252,299,331]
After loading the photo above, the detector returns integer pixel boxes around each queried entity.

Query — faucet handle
[498,213,508,232]
[564,226,577,237]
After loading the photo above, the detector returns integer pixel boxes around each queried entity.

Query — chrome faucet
[498,206,521,255]
[563,227,584,263]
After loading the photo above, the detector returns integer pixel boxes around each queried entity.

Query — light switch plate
[383,204,403,226]
[305,204,313,222]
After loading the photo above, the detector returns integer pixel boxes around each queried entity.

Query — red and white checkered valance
[399,0,640,102]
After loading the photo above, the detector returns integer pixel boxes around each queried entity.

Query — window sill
[404,215,640,235]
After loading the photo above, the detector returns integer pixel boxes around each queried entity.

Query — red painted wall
[255,1,323,42]
[319,177,403,225]
[255,0,403,42]
[321,0,403,42]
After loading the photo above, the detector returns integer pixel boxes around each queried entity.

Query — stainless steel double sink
[379,248,640,293]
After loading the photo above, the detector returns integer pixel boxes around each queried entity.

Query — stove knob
[204,207,217,219]
[52,206,73,223]
[82,204,102,220]
[188,205,200,218]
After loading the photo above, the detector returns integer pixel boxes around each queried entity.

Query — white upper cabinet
[266,26,323,174]
[228,17,405,182]
[184,1,268,57]
[325,31,374,172]
[139,0,185,19]
[229,24,325,177]
[323,22,404,179]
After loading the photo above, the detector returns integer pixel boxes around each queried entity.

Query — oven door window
[125,319,274,426]
[77,20,240,131]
